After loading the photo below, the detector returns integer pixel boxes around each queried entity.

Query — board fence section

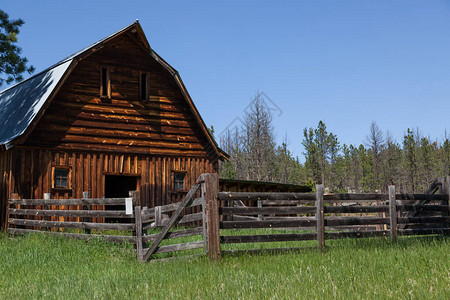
[5,174,450,262]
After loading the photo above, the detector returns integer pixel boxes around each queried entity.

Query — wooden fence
[5,174,450,262]
[7,191,140,244]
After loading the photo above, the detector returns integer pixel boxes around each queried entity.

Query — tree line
[219,93,450,193]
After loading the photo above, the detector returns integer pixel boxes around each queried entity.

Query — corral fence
[5,174,450,262]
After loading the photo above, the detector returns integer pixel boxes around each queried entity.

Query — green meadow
[0,233,448,299]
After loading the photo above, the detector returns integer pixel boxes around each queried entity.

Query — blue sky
[3,1,450,159]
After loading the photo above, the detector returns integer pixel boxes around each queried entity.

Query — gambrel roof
[0,21,228,159]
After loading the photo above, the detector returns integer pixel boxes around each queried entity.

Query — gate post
[135,205,143,262]
[316,184,325,251]
[203,173,221,261]
[389,185,398,241]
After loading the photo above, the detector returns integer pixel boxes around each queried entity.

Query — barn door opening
[104,175,138,222]
[105,175,138,198]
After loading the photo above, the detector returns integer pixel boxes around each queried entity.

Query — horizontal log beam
[144,241,204,254]
[9,198,129,206]
[220,218,316,229]
[7,228,135,243]
[324,206,389,213]
[143,227,203,243]
[220,233,316,244]
[325,217,389,226]
[8,209,133,218]
[220,206,316,215]
[325,230,389,239]
[9,219,134,231]
[397,216,450,224]
[398,228,450,235]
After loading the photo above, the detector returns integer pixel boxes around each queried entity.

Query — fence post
[135,205,143,262]
[442,177,450,234]
[82,191,91,234]
[204,173,221,261]
[389,185,398,241]
[155,206,162,227]
[5,193,19,232]
[201,177,208,253]
[316,184,325,251]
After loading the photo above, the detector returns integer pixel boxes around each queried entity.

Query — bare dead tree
[365,121,385,188]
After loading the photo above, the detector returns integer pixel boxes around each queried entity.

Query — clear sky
[3,1,450,159]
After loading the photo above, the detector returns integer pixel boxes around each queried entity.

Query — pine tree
[0,10,34,86]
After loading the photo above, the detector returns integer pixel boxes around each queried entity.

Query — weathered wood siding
[0,150,11,228]
[24,33,218,161]
[8,148,215,208]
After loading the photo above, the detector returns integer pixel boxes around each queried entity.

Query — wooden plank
[389,185,398,241]
[204,173,220,261]
[135,206,143,262]
[142,227,203,243]
[220,233,316,244]
[7,228,136,243]
[396,205,449,212]
[325,217,389,226]
[316,184,325,251]
[178,212,203,224]
[395,194,447,201]
[9,198,129,205]
[220,219,316,229]
[325,230,389,239]
[8,209,134,218]
[218,192,446,202]
[153,241,204,254]
[397,216,450,224]
[142,179,202,261]
[218,192,316,201]
[325,206,389,213]
[220,206,316,215]
[222,246,316,257]
[399,228,450,235]
[9,219,134,231]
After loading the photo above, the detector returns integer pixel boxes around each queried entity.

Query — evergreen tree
[0,10,34,86]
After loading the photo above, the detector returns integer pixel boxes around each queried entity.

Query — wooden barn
[0,21,229,229]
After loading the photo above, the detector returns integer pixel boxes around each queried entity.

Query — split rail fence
[6,174,450,262]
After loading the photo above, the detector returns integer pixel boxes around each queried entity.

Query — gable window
[140,72,149,100]
[53,167,71,189]
[172,172,186,191]
[100,67,110,98]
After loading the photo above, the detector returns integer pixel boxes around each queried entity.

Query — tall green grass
[0,233,448,299]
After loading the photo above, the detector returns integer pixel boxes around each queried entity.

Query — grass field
[0,232,448,299]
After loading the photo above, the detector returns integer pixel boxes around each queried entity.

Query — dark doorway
[105,175,138,198]
[104,175,138,223]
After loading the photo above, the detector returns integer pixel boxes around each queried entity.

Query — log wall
[23,33,218,161]
[8,147,215,208]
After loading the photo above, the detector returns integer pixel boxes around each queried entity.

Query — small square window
[173,173,185,191]
[54,168,70,189]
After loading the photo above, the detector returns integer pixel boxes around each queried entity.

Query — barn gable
[0,21,227,161]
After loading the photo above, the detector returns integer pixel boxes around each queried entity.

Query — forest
[218,93,450,194]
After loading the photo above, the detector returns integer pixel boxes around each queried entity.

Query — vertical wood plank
[155,206,162,227]
[83,191,91,234]
[204,173,220,261]
[201,179,208,253]
[389,185,398,241]
[316,184,325,251]
[135,205,143,262]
